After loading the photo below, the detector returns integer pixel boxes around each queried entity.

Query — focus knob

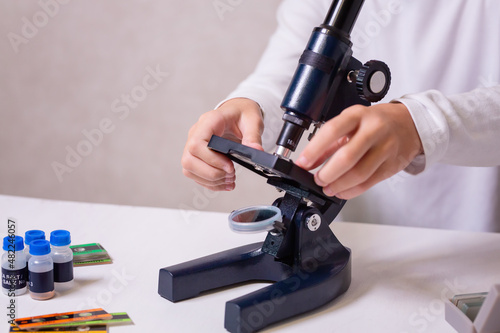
[356,60,391,102]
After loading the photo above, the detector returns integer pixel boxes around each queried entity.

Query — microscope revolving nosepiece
[228,205,282,233]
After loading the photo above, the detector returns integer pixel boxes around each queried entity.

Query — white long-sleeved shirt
[225,0,500,232]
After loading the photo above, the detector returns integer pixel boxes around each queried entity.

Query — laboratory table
[1,194,499,332]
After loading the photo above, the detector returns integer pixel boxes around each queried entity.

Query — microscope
[158,0,391,332]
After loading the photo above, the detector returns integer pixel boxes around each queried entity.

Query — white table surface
[1,194,499,333]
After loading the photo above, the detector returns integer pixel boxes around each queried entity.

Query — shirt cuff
[392,93,450,174]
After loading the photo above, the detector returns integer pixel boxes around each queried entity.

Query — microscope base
[158,242,351,333]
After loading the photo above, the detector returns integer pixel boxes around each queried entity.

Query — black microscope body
[158,0,390,332]
[274,0,390,158]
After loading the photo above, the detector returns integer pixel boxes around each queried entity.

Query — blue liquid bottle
[28,239,55,300]
[24,230,45,268]
[50,230,74,291]
[1,236,27,296]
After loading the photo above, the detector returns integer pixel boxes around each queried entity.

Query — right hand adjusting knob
[356,60,391,102]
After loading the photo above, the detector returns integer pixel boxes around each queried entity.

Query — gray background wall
[0,0,283,214]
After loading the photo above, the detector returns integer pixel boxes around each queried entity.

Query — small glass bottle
[28,239,55,300]
[50,230,74,291]
[24,230,45,267]
[2,235,27,296]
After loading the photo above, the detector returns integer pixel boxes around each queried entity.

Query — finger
[183,135,235,175]
[297,136,350,170]
[321,145,388,197]
[188,113,236,172]
[182,147,235,183]
[183,167,235,188]
[296,108,363,170]
[334,160,401,199]
[315,118,383,186]
[195,180,236,192]
[240,108,264,150]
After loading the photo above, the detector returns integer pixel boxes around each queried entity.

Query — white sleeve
[221,0,328,150]
[395,84,500,173]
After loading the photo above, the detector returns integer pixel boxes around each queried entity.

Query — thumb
[240,113,264,151]
[241,134,263,151]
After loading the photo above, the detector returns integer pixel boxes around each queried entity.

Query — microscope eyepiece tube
[323,0,365,34]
